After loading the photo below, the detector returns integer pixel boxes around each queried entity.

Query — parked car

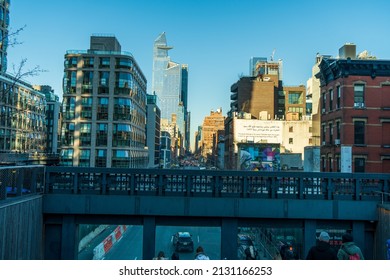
[172,232,194,252]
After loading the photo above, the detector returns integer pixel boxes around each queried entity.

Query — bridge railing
[0,165,45,200]
[44,167,390,201]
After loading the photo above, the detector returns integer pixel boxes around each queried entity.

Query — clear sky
[7,0,390,149]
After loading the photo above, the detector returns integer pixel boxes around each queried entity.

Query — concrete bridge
[1,165,389,259]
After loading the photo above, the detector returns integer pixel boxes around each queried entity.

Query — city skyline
[7,0,390,145]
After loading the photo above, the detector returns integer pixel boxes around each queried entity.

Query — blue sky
[7,0,390,147]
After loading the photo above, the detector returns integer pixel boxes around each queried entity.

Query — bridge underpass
[43,193,378,260]
[2,166,389,259]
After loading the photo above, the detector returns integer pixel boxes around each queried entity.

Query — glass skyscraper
[152,32,189,153]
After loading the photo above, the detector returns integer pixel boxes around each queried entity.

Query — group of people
[155,233,364,260]
[306,231,364,260]
[153,246,210,260]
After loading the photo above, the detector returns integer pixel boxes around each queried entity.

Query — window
[322,124,326,144]
[79,149,90,167]
[329,89,333,111]
[354,158,365,173]
[80,123,91,146]
[336,122,340,139]
[289,126,293,133]
[83,57,94,67]
[81,97,92,120]
[100,57,110,68]
[329,123,333,144]
[116,58,133,69]
[97,98,108,120]
[337,86,341,109]
[354,121,365,145]
[96,123,108,146]
[288,92,303,104]
[354,84,365,107]
[95,149,107,167]
[289,138,293,144]
[322,92,326,113]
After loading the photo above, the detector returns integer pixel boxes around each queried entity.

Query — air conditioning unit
[335,139,340,145]
[322,141,326,146]
[321,108,326,113]
[354,102,365,108]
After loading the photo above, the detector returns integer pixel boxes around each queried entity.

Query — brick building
[317,46,390,173]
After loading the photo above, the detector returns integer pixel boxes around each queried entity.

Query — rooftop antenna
[270,49,276,61]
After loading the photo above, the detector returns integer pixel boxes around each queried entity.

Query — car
[172,232,194,252]
[237,234,258,259]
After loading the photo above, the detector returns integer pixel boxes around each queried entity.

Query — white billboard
[341,145,352,173]
[234,119,283,143]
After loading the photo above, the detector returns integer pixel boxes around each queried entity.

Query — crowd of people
[153,246,210,260]
[306,232,364,260]
[154,232,365,260]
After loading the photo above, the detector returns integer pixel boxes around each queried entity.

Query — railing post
[15,168,23,196]
[298,176,304,199]
[30,167,38,193]
[270,177,276,199]
[130,174,136,195]
[73,171,78,194]
[242,176,248,198]
[158,174,163,196]
[355,178,361,201]
[326,178,333,200]
[186,174,191,197]
[101,173,107,195]
[214,175,220,197]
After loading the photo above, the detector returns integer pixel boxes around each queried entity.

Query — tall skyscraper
[0,0,10,73]
[61,35,148,168]
[152,32,189,154]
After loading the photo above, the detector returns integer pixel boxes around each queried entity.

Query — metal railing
[0,165,45,200]
[44,167,390,201]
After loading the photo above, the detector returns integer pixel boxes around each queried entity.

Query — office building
[34,85,61,155]
[152,32,189,154]
[61,35,148,168]
[201,108,225,160]
[146,93,161,168]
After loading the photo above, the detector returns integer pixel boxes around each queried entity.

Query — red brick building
[317,56,390,173]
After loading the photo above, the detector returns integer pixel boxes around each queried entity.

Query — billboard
[234,119,283,144]
[340,145,352,173]
[238,143,281,171]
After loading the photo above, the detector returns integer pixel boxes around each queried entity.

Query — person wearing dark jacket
[306,231,338,260]
[337,233,364,260]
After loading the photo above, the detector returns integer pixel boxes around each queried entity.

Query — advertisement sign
[341,145,352,173]
[238,143,280,171]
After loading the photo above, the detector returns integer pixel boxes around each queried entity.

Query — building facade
[316,44,390,173]
[0,74,47,155]
[34,85,61,155]
[146,93,161,168]
[152,32,189,154]
[225,57,310,170]
[200,108,225,160]
[60,35,148,168]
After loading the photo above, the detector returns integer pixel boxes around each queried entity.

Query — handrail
[43,167,390,201]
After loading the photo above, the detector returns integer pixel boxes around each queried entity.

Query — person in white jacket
[194,246,210,260]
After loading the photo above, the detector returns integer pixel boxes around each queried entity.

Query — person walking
[337,233,364,260]
[306,231,337,260]
[171,252,180,260]
[194,246,210,260]
[153,251,168,260]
